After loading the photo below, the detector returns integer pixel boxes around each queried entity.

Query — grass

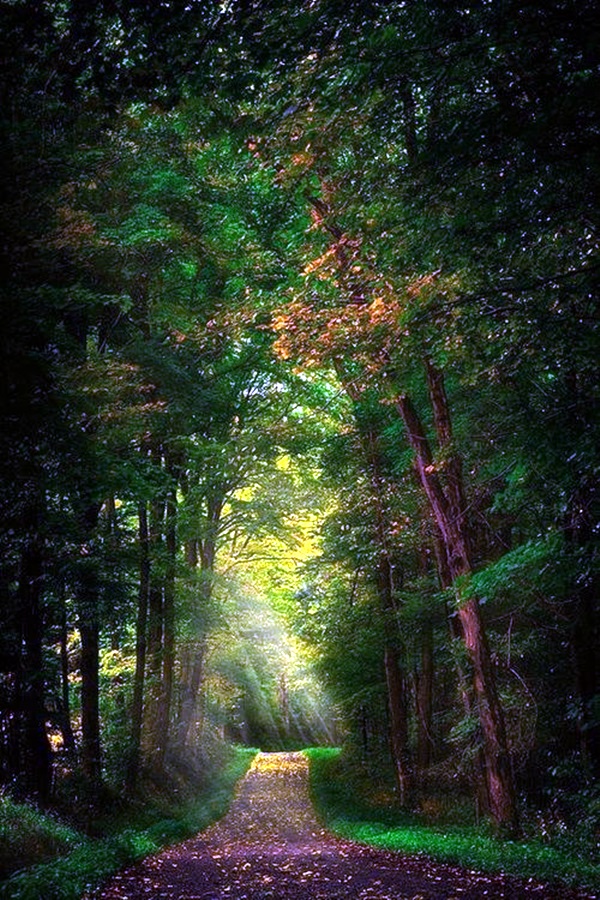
[304,747,600,894]
[0,746,257,900]
[0,799,84,879]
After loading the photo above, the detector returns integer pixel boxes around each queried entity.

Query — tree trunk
[19,536,52,802]
[127,502,150,787]
[279,673,290,733]
[573,579,599,775]
[384,643,411,806]
[75,501,103,793]
[309,195,517,828]
[424,359,470,541]
[416,620,434,774]
[173,478,224,752]
[79,620,101,787]
[144,477,165,765]
[396,386,519,834]
[185,538,198,568]
[155,482,177,767]
[375,554,413,805]
[359,705,369,758]
[59,598,76,753]
[177,643,206,748]
[363,428,413,805]
[432,529,490,815]
[176,522,219,748]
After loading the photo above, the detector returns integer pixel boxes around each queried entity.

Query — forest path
[91,752,590,900]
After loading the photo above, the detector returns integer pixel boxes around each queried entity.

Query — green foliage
[295,567,389,726]
[0,747,256,900]
[0,799,83,880]
[2,0,599,853]
[304,748,409,829]
[530,770,600,865]
[305,749,600,892]
[466,534,568,606]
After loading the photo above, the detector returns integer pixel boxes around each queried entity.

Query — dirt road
[90,752,594,899]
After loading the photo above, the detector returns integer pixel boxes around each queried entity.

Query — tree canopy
[1,0,598,851]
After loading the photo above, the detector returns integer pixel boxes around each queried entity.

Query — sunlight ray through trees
[0,0,598,886]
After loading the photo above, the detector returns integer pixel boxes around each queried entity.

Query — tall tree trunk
[376,555,413,805]
[19,535,52,802]
[424,359,470,540]
[175,469,201,749]
[396,386,519,835]
[366,429,413,805]
[359,705,369,758]
[176,531,218,748]
[416,620,434,774]
[175,488,224,749]
[573,578,599,775]
[278,673,290,733]
[144,458,166,765]
[384,643,411,805]
[75,501,103,793]
[127,502,150,787]
[309,193,516,827]
[185,538,198,568]
[155,482,177,767]
[432,517,490,815]
[177,642,206,748]
[79,620,101,788]
[59,597,76,754]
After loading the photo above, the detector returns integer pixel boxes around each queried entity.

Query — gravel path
[90,752,595,899]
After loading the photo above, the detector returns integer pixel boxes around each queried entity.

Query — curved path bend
[90,752,594,900]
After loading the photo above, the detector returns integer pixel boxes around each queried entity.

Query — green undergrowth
[0,799,84,880]
[0,747,257,900]
[304,747,600,893]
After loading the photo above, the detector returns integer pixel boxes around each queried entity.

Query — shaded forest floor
[0,748,257,899]
[87,752,596,900]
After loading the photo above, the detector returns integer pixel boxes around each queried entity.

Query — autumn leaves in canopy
[1,0,598,842]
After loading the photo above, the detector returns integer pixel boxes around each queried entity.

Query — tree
[1,0,597,841]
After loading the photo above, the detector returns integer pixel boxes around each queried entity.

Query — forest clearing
[1,1,598,897]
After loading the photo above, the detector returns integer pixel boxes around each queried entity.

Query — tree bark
[127,502,150,787]
[308,190,517,828]
[79,620,101,788]
[333,362,414,804]
[59,598,76,754]
[424,359,470,542]
[416,620,434,774]
[433,521,489,814]
[364,425,413,805]
[174,483,224,750]
[176,509,220,747]
[19,536,52,802]
[396,387,519,834]
[144,452,166,765]
[384,643,411,806]
[177,643,206,748]
[75,501,103,793]
[155,481,177,767]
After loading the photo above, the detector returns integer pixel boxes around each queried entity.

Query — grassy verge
[0,747,257,900]
[0,800,84,880]
[304,747,599,894]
